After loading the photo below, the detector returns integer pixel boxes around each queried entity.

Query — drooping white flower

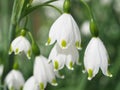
[46,13,81,50]
[23,76,39,90]
[81,21,91,36]
[84,37,112,80]
[9,36,31,59]
[48,43,80,71]
[34,55,63,90]
[0,64,4,78]
[5,70,25,90]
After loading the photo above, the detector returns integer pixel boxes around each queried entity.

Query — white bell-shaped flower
[5,70,25,90]
[46,13,81,50]
[48,43,80,71]
[34,55,62,90]
[23,76,40,90]
[9,36,31,59]
[84,37,112,80]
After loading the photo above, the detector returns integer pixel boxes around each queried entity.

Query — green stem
[46,4,63,14]
[28,32,40,56]
[80,0,93,19]
[80,0,99,37]
[21,0,58,19]
[7,0,25,79]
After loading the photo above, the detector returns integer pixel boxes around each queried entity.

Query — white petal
[71,15,82,49]
[23,76,39,90]
[54,71,65,79]
[48,44,58,62]
[66,55,74,70]
[98,38,112,77]
[33,56,47,89]
[53,55,66,71]
[41,56,58,86]
[84,38,100,79]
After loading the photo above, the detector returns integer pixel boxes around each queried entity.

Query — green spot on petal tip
[54,60,59,71]
[61,40,67,48]
[52,79,58,86]
[40,83,44,90]
[9,46,12,54]
[88,69,93,80]
[107,71,113,77]
[69,61,74,70]
[75,41,82,50]
[46,37,51,45]
[15,48,19,54]
[27,49,31,59]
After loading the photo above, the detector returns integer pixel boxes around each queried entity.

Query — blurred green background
[0,0,120,90]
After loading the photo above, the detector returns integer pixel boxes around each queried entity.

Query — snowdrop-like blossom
[46,13,81,50]
[84,37,112,80]
[81,21,91,36]
[23,76,40,90]
[34,55,63,90]
[48,43,80,71]
[9,36,31,59]
[5,70,25,90]
[0,64,4,78]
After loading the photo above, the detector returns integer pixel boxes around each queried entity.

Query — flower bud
[63,0,71,13]
[90,19,99,37]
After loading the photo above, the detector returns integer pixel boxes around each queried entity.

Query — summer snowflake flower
[46,13,81,49]
[9,36,31,59]
[5,70,25,90]
[48,43,80,71]
[23,76,40,90]
[34,55,63,90]
[84,37,112,80]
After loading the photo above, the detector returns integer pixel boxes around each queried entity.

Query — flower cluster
[4,0,113,90]
[46,13,81,71]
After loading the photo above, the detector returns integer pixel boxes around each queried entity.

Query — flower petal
[84,38,101,79]
[98,38,112,77]
[23,76,39,90]
[70,15,81,49]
